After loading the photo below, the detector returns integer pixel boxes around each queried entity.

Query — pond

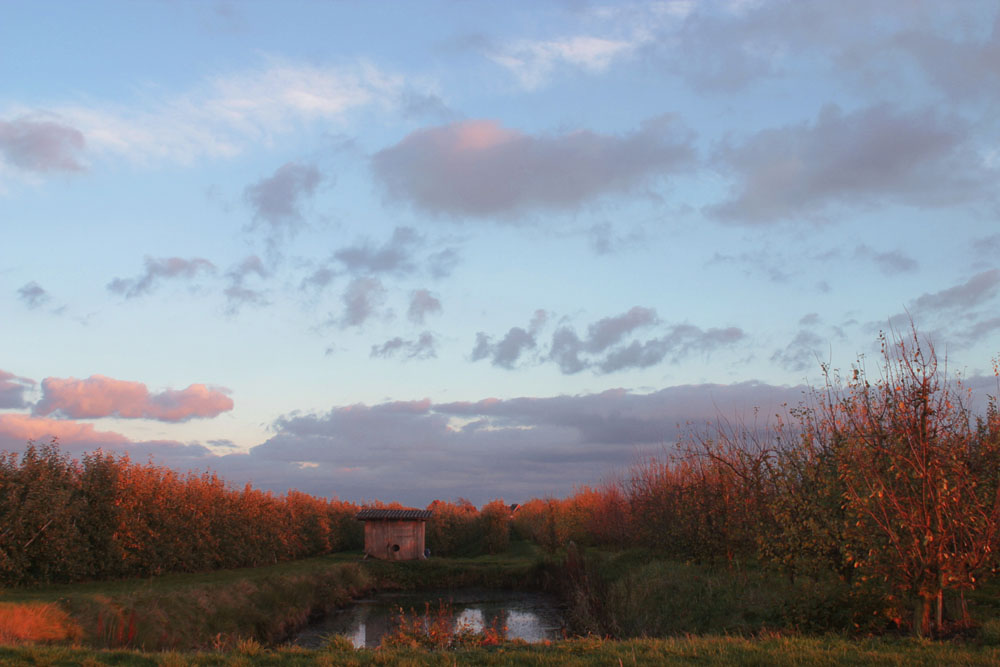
[291,588,566,649]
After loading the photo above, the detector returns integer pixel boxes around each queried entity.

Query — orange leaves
[0,440,361,586]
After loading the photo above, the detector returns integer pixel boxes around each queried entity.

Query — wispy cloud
[16,281,50,309]
[370,332,437,360]
[25,60,405,165]
[107,256,216,298]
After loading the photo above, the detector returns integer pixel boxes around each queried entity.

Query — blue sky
[2,1,999,505]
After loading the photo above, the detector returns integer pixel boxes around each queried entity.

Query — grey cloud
[372,115,695,218]
[493,328,536,368]
[585,306,658,353]
[888,15,1000,101]
[245,162,322,230]
[550,327,587,374]
[485,307,743,374]
[224,255,269,313]
[303,228,458,290]
[428,247,460,279]
[912,269,1000,314]
[0,117,85,172]
[711,104,981,224]
[408,289,442,324]
[707,250,791,283]
[472,328,537,369]
[107,256,215,298]
[397,90,454,120]
[239,381,807,504]
[471,311,549,369]
[595,325,745,373]
[771,329,827,372]
[0,370,35,409]
[17,281,49,309]
[799,313,821,327]
[340,277,385,327]
[854,244,919,275]
[370,332,437,360]
[335,227,421,276]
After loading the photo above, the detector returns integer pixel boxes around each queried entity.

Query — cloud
[33,375,233,422]
[224,255,269,313]
[107,256,215,298]
[372,116,695,218]
[370,332,437,360]
[340,277,385,327]
[549,307,743,374]
[243,381,806,503]
[334,226,420,275]
[489,35,637,90]
[244,162,322,233]
[428,247,460,279]
[16,281,50,309]
[471,311,548,369]
[711,104,984,223]
[584,306,658,353]
[407,289,442,324]
[31,60,405,164]
[854,244,919,275]
[771,329,827,372]
[912,269,1000,314]
[0,117,85,172]
[0,413,129,446]
[0,370,35,409]
[595,325,745,373]
[302,227,457,291]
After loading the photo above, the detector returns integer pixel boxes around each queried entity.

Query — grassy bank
[0,553,372,650]
[0,544,548,651]
[3,635,1000,666]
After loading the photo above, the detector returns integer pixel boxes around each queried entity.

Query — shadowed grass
[3,636,1000,666]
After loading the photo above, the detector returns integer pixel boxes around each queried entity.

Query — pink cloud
[0,413,128,445]
[33,375,234,422]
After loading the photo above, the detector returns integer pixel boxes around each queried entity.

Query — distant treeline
[0,445,365,585]
[512,330,1000,637]
[0,445,512,587]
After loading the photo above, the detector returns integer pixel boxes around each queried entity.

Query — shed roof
[355,508,432,521]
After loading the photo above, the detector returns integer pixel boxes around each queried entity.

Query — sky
[2,0,999,506]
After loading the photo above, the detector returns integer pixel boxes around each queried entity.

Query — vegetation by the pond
[0,545,554,650]
[4,634,1000,666]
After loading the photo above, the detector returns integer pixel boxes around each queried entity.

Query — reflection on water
[292,588,565,648]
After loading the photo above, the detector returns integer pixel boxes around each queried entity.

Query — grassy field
[3,635,1000,666]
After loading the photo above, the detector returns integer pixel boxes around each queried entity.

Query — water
[291,588,565,648]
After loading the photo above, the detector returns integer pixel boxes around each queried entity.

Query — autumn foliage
[0,445,363,586]
[514,330,1000,637]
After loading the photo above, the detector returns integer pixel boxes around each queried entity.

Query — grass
[0,553,374,650]
[3,635,1000,666]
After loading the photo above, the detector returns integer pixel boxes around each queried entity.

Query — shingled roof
[355,508,432,521]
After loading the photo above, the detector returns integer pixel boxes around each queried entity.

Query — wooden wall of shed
[363,520,426,560]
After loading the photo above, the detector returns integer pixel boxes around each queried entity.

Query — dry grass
[0,602,82,643]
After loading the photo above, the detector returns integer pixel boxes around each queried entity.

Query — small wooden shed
[355,508,432,560]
